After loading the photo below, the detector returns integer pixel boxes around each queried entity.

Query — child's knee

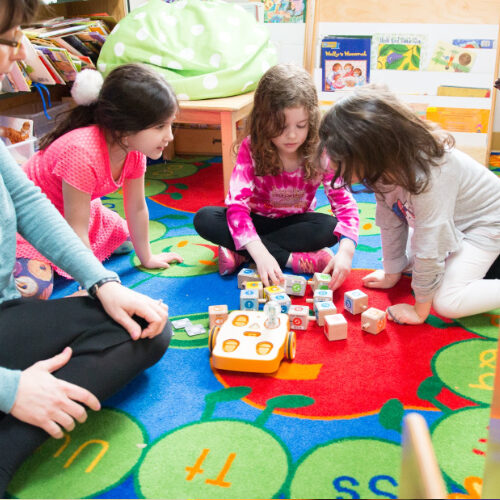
[432,290,462,319]
[14,258,54,299]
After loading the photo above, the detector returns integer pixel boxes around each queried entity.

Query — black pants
[0,296,171,496]
[194,206,338,268]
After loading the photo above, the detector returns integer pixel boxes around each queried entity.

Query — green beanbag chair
[97,0,278,100]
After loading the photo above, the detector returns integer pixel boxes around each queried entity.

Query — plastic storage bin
[8,101,72,139]
[6,138,37,165]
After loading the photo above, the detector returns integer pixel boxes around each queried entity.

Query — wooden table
[165,92,254,195]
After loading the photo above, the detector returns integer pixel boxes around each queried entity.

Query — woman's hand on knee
[96,281,168,340]
[10,347,101,439]
[362,270,401,289]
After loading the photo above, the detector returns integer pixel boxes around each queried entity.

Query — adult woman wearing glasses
[0,1,172,496]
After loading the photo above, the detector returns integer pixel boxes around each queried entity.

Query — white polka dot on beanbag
[191,24,204,36]
[180,48,195,60]
[150,54,162,65]
[114,42,125,57]
[203,74,218,90]
[209,54,221,68]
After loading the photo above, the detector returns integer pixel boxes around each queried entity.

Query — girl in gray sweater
[318,84,500,325]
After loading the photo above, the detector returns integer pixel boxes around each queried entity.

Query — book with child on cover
[321,36,371,92]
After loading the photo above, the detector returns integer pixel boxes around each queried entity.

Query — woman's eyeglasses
[0,29,23,55]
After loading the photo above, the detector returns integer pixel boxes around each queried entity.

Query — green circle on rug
[8,409,146,499]
[134,235,218,277]
[433,339,496,404]
[146,161,198,179]
[289,438,400,499]
[170,311,210,349]
[455,308,500,339]
[137,420,289,499]
[432,407,490,489]
[317,202,379,236]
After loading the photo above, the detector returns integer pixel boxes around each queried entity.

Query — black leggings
[0,296,171,496]
[194,206,338,267]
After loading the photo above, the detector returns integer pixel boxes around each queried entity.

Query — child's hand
[387,303,427,325]
[141,252,183,269]
[323,251,352,291]
[362,269,401,289]
[323,238,355,291]
[255,253,284,287]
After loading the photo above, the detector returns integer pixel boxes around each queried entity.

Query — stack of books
[1,15,116,94]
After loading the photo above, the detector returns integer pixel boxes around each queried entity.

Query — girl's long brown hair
[318,84,455,194]
[242,64,321,180]
[1,0,39,32]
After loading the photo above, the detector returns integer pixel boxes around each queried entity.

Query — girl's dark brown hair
[1,0,39,33]
[40,63,178,149]
[243,64,321,179]
[318,84,455,194]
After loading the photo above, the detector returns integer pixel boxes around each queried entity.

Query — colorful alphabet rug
[7,154,499,499]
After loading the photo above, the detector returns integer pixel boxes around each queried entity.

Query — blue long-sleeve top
[0,141,117,413]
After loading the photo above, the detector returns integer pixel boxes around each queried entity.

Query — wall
[126,1,500,148]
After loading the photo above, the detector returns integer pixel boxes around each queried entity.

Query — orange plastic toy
[208,308,296,373]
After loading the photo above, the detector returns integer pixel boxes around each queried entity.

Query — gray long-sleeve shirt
[375,148,500,302]
[0,141,117,413]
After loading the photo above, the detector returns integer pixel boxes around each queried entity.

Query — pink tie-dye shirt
[225,137,359,250]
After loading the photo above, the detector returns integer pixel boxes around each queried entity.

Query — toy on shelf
[314,300,337,326]
[237,267,260,289]
[361,307,387,335]
[308,272,331,292]
[208,304,229,329]
[288,304,311,331]
[283,274,307,296]
[208,308,296,373]
[324,313,347,341]
[344,289,368,315]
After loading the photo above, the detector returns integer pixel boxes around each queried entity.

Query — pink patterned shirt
[16,125,146,275]
[225,137,359,250]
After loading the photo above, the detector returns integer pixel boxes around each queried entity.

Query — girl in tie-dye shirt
[194,64,359,289]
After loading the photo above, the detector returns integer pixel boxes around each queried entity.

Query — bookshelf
[304,0,500,165]
[0,0,127,113]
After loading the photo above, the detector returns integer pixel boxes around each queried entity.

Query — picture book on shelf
[426,107,489,133]
[263,0,305,23]
[452,39,495,49]
[427,40,476,73]
[372,33,427,71]
[321,36,371,92]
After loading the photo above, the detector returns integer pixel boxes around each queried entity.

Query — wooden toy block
[324,314,347,341]
[344,289,369,315]
[269,292,292,314]
[245,280,264,298]
[264,285,286,300]
[306,288,333,304]
[308,272,331,292]
[361,307,387,334]
[208,304,228,329]
[237,267,260,289]
[240,289,259,311]
[288,304,310,331]
[314,300,337,326]
[283,274,307,296]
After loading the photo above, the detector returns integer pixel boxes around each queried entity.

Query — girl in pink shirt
[15,64,183,298]
[194,64,359,289]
